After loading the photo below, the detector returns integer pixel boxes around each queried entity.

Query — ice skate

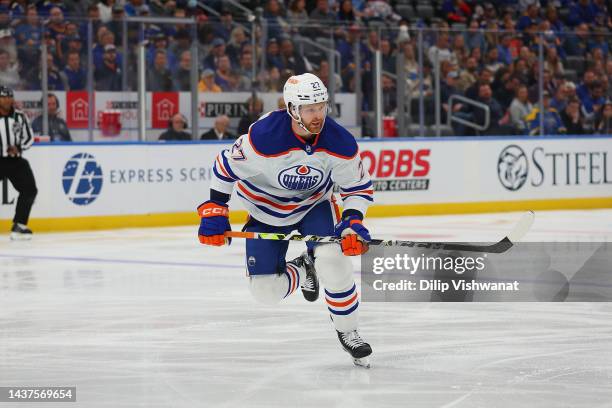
[288,252,319,302]
[10,223,32,241]
[337,330,372,368]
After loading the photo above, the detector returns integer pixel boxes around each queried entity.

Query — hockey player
[197,73,374,367]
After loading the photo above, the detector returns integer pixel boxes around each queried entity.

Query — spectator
[93,29,121,70]
[79,5,102,45]
[441,71,464,117]
[237,96,264,135]
[159,113,191,141]
[0,26,17,63]
[494,72,521,110]
[560,98,586,134]
[203,37,227,70]
[277,96,286,110]
[235,50,254,90]
[44,52,68,90]
[31,93,71,141]
[63,50,86,90]
[457,56,478,92]
[380,38,396,73]
[580,80,606,122]
[214,55,234,91]
[316,59,342,93]
[226,27,248,67]
[265,37,283,70]
[516,3,540,31]
[509,84,533,133]
[464,19,486,52]
[544,46,564,76]
[213,9,234,43]
[94,44,122,91]
[451,34,468,66]
[45,7,67,42]
[97,0,114,23]
[309,0,335,38]
[124,0,144,17]
[565,23,590,57]
[363,0,401,24]
[465,68,493,100]
[442,0,472,23]
[147,33,177,71]
[0,48,19,89]
[279,37,308,75]
[484,47,503,74]
[526,91,566,135]
[200,115,236,140]
[338,0,357,23]
[264,0,288,40]
[381,74,397,115]
[497,34,514,66]
[173,50,192,92]
[337,25,368,78]
[567,0,597,27]
[14,5,41,47]
[472,83,510,136]
[428,33,455,66]
[105,6,124,45]
[63,35,85,62]
[593,100,612,134]
[287,0,308,31]
[198,68,222,92]
[147,49,174,92]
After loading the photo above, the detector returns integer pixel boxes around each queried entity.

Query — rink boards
[1,136,611,231]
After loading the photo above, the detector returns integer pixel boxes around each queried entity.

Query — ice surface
[1,210,611,407]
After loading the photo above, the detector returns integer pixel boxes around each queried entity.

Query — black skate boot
[337,330,372,368]
[288,252,319,302]
[10,223,32,241]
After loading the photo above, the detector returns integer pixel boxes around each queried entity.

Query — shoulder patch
[230,137,246,160]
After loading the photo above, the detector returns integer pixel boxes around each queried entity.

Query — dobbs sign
[360,148,431,191]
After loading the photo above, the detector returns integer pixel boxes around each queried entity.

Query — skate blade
[353,357,371,368]
[10,233,32,241]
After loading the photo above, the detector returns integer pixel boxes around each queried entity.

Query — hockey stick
[225,211,535,254]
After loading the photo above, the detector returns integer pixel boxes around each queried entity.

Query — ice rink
[1,210,611,407]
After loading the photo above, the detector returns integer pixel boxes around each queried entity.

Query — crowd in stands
[0,0,610,136]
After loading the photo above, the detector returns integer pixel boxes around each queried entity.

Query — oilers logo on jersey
[278,165,324,191]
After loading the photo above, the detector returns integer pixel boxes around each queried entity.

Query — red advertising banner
[66,91,91,129]
[151,92,179,129]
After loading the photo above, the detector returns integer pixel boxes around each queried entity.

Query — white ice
[1,210,612,407]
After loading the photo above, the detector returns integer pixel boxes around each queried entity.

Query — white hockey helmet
[283,73,329,133]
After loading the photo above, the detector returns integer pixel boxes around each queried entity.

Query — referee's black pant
[0,157,38,226]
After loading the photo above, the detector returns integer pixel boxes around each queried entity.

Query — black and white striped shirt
[0,109,34,158]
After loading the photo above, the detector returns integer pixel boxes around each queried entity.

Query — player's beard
[305,119,323,134]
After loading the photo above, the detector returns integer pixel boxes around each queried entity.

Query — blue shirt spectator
[567,0,597,26]
[63,51,87,90]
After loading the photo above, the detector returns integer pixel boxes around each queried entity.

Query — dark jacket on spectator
[95,61,122,91]
[200,128,237,140]
[560,110,585,135]
[159,128,192,141]
[31,115,72,142]
[147,67,174,92]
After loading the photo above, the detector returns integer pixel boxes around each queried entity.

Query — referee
[0,86,37,240]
